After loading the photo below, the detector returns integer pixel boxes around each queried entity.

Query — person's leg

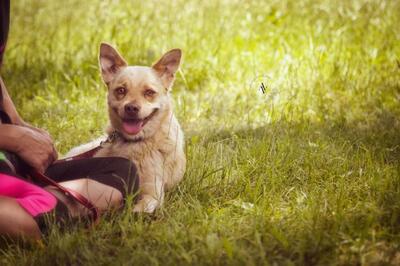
[44,157,139,217]
[0,196,41,240]
[45,179,123,217]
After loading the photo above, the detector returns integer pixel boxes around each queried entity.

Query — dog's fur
[66,43,186,213]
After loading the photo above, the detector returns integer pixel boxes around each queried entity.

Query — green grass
[1,0,400,265]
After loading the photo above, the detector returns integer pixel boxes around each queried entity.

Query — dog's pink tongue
[122,121,143,135]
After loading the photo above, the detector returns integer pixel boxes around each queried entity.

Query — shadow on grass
[203,109,400,164]
[196,109,400,235]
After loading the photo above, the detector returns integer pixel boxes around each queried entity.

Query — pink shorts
[0,173,57,217]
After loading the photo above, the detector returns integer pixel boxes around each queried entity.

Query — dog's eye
[144,89,156,97]
[115,87,126,95]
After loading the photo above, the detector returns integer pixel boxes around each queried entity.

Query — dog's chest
[94,137,176,171]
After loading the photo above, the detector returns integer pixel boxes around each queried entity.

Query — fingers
[37,129,58,165]
[39,129,52,139]
[26,125,51,138]
[19,127,58,173]
[31,157,46,174]
[52,146,58,161]
[49,138,58,163]
[33,149,54,174]
[45,153,53,171]
[36,165,46,174]
[44,141,58,169]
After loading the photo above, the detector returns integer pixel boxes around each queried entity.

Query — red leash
[30,170,100,224]
[29,146,102,224]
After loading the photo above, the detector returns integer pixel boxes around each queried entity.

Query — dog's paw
[133,195,160,213]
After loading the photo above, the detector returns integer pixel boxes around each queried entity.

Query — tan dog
[67,43,186,213]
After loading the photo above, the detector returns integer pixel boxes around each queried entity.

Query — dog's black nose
[125,104,140,115]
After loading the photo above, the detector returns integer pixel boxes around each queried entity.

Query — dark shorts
[45,157,139,200]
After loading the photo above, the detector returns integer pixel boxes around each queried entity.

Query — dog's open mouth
[121,109,158,135]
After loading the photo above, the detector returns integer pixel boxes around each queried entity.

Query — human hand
[19,121,51,138]
[15,126,58,173]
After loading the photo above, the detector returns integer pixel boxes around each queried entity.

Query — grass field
[1,0,400,265]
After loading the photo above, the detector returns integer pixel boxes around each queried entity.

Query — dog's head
[99,43,181,141]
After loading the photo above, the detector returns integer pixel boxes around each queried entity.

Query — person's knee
[85,179,123,211]
[108,188,123,208]
[90,180,123,210]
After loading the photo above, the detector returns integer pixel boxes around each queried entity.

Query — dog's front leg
[133,178,164,213]
[133,153,165,213]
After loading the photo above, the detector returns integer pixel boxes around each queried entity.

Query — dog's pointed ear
[152,49,181,89]
[99,43,127,85]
